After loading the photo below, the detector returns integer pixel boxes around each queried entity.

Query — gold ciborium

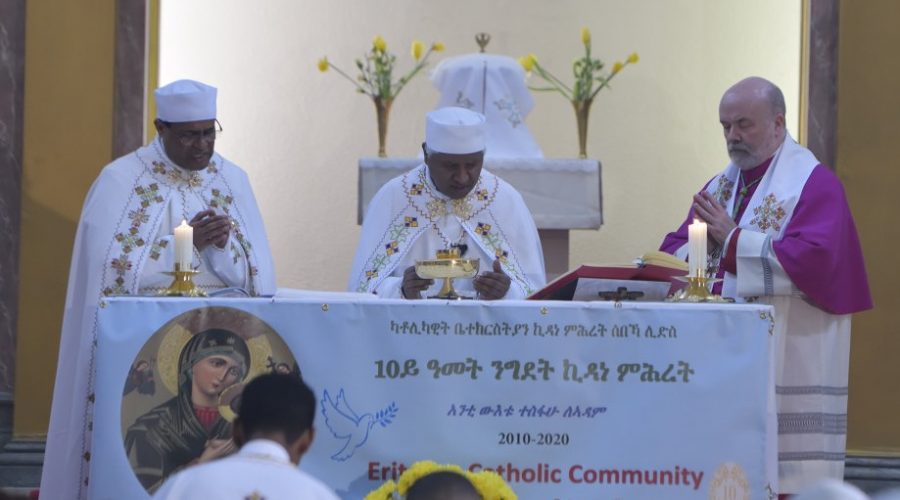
[415,249,479,300]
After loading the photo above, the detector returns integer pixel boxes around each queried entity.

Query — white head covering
[425,107,486,155]
[155,79,217,122]
[431,53,543,158]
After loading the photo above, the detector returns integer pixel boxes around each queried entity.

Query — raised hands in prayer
[190,209,232,251]
[692,191,736,247]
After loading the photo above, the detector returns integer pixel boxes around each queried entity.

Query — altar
[89,295,777,499]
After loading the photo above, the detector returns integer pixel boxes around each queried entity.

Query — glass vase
[572,98,593,159]
[374,96,393,158]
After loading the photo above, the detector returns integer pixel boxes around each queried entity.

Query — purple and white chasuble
[661,133,872,494]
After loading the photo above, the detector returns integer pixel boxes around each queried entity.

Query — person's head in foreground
[405,470,481,500]
[422,107,486,200]
[364,460,517,500]
[233,372,316,465]
[154,79,222,171]
[719,76,787,170]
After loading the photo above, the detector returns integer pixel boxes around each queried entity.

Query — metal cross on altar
[597,287,644,301]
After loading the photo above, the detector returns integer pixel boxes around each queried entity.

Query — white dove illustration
[321,388,397,461]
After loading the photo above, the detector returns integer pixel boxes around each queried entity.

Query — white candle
[174,220,193,270]
[688,219,707,278]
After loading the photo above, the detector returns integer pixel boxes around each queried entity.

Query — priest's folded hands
[190,209,232,250]
[691,191,736,246]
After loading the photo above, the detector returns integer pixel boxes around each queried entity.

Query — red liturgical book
[528,253,689,301]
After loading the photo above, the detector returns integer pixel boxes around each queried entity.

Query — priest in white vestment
[40,79,276,499]
[349,107,545,299]
[153,373,339,500]
[660,77,872,495]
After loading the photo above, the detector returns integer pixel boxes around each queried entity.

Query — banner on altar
[90,298,777,499]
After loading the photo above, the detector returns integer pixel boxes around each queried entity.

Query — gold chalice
[416,250,480,300]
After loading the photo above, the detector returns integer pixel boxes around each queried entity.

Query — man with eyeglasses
[40,79,276,499]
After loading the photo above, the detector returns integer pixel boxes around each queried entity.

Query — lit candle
[688,219,707,278]
[174,220,193,271]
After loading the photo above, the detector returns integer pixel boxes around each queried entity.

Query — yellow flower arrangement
[364,460,517,500]
[520,27,637,103]
[318,36,445,157]
[518,27,639,158]
[318,35,444,100]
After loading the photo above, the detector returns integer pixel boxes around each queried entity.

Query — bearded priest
[660,77,871,496]
[40,79,276,499]
[349,107,545,300]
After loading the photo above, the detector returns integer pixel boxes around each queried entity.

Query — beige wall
[159,0,802,291]
[838,0,900,454]
[15,0,116,437]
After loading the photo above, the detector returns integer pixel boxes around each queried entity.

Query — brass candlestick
[668,269,732,303]
[161,263,207,297]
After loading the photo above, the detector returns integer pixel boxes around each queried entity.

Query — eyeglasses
[164,120,223,146]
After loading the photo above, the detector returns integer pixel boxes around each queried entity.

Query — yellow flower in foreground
[432,41,445,52]
[411,40,424,61]
[317,57,329,72]
[581,27,591,45]
[373,35,387,53]
[627,52,640,64]
[611,61,624,74]
[519,54,536,72]
[363,479,396,500]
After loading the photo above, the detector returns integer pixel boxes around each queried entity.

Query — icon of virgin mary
[123,328,250,492]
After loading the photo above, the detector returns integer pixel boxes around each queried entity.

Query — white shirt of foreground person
[348,107,546,299]
[152,439,339,500]
[40,79,276,500]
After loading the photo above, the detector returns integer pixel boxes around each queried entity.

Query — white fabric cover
[431,53,543,158]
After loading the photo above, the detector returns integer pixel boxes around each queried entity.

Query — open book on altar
[528,251,689,301]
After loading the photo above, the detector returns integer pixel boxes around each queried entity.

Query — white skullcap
[155,79,217,122]
[425,107,486,154]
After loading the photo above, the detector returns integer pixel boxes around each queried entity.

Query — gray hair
[764,82,786,117]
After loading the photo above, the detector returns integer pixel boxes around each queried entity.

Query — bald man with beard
[660,77,872,496]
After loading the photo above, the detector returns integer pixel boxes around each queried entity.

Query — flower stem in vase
[572,98,593,159]
[374,96,394,158]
